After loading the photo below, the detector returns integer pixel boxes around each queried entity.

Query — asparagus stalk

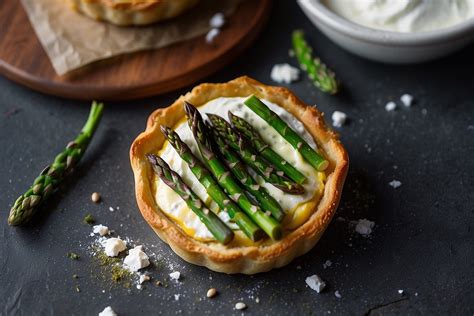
[8,102,104,226]
[208,123,285,222]
[184,102,282,240]
[292,30,338,94]
[244,96,329,171]
[229,112,307,185]
[207,113,305,195]
[161,126,263,241]
[147,154,233,244]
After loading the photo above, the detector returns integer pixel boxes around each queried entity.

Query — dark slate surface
[1,1,473,315]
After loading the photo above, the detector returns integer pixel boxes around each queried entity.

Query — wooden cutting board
[0,0,270,101]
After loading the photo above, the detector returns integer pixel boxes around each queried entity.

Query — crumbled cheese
[389,180,402,188]
[98,306,117,316]
[355,219,375,236]
[400,94,413,107]
[385,101,397,112]
[123,246,150,272]
[209,12,225,28]
[205,28,220,43]
[331,111,347,128]
[108,207,115,212]
[235,302,247,310]
[139,274,150,284]
[270,63,300,84]
[169,271,181,280]
[323,260,332,269]
[174,294,181,301]
[398,289,404,295]
[93,224,109,236]
[103,238,127,257]
[305,274,326,293]
[335,290,342,298]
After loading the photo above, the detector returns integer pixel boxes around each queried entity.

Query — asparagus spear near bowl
[207,113,305,195]
[147,154,234,245]
[184,102,282,240]
[161,126,263,241]
[207,123,285,222]
[292,30,339,95]
[8,102,104,226]
[244,96,329,171]
[229,112,307,185]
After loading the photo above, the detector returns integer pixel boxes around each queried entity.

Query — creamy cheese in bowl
[323,0,474,33]
[154,97,325,243]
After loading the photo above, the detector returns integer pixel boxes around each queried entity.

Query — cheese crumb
[93,224,109,236]
[323,260,332,269]
[305,274,326,293]
[398,289,404,295]
[174,294,181,301]
[169,271,181,280]
[124,246,150,272]
[209,12,225,28]
[206,28,220,44]
[270,63,300,84]
[139,274,150,284]
[235,302,247,310]
[389,180,402,188]
[385,101,397,112]
[355,219,375,236]
[331,111,347,128]
[335,290,342,298]
[400,94,413,107]
[103,238,127,257]
[98,306,117,316]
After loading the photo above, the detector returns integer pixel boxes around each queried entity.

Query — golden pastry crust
[70,0,199,26]
[130,76,349,274]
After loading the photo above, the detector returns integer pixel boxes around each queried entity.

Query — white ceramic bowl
[297,0,474,64]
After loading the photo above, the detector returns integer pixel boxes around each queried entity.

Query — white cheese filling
[155,97,321,240]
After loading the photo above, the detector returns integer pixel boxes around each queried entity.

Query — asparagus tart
[70,0,199,26]
[130,77,348,274]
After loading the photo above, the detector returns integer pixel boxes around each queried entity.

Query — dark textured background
[1,1,473,315]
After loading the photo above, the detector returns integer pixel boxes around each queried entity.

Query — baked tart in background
[70,0,200,26]
[130,76,348,274]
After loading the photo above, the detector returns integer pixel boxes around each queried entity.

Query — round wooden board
[0,0,270,101]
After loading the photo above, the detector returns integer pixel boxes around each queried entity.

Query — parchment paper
[20,0,241,75]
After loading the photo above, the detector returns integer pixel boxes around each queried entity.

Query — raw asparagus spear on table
[184,102,282,240]
[207,123,285,222]
[161,126,263,241]
[8,102,104,226]
[244,95,329,171]
[229,112,307,185]
[147,154,234,244]
[292,30,339,95]
[207,113,305,195]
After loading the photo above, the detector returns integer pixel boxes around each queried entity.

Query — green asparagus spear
[161,126,263,241]
[207,123,285,222]
[184,102,282,240]
[229,112,307,185]
[147,154,233,244]
[207,113,305,195]
[8,102,104,226]
[244,96,329,171]
[292,30,338,94]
